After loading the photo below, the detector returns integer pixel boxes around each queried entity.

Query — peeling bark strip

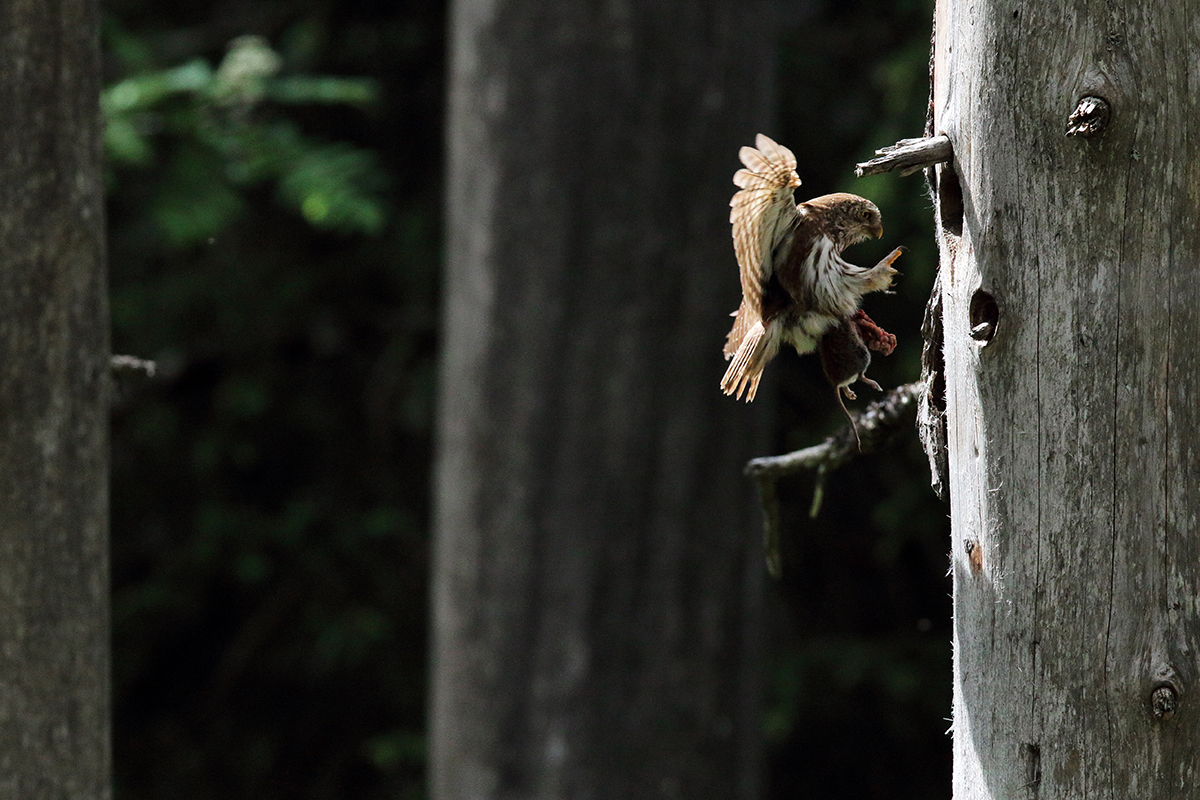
[934,0,1200,796]
[0,0,111,794]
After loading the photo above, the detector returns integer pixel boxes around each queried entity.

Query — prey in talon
[721,133,903,419]
[818,311,892,449]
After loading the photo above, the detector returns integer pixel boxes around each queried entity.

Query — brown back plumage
[720,135,900,403]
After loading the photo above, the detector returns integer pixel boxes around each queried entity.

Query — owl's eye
[858,208,871,220]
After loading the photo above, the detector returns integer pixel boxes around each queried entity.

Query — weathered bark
[432,0,772,797]
[0,1,111,796]
[932,0,1200,796]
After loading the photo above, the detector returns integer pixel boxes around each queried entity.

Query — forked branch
[746,381,921,577]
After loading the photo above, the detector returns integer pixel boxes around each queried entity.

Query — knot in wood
[964,539,983,574]
[1151,685,1178,720]
[1066,96,1111,138]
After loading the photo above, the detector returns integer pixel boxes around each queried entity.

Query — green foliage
[104,1,948,798]
[105,6,442,799]
[102,29,386,246]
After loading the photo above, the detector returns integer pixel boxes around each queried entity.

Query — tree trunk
[431,1,772,797]
[932,0,1200,795]
[0,1,111,796]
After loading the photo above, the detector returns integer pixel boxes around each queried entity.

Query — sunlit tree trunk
[931,0,1200,795]
[0,0,111,796]
[432,0,773,797]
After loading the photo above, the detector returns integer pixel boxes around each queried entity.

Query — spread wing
[729,134,802,315]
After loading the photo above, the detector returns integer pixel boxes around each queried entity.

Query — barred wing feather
[728,134,801,313]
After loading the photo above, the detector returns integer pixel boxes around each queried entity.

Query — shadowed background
[105,0,949,797]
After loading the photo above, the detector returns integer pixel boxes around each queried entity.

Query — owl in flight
[721,134,904,404]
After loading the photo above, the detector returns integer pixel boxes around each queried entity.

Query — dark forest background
[104,0,948,797]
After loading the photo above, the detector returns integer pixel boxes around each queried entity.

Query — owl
[721,134,904,402]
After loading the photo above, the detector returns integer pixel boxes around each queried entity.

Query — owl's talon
[880,246,905,267]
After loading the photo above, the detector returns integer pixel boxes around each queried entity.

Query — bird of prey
[721,134,904,402]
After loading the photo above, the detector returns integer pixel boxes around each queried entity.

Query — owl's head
[803,193,883,251]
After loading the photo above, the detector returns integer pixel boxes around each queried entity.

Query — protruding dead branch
[745,381,921,577]
[110,354,157,378]
[855,135,953,178]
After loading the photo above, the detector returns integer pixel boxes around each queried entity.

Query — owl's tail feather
[721,320,775,402]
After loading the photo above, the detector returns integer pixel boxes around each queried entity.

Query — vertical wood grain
[432,1,773,797]
[934,0,1200,796]
[0,1,111,796]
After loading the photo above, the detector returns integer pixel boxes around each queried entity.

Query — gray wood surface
[0,1,111,795]
[431,1,772,797]
[932,0,1200,796]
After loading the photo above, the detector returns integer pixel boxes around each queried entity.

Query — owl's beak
[871,223,884,239]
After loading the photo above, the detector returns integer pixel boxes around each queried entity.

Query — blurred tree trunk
[931,0,1200,796]
[0,1,111,796]
[432,1,773,797]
